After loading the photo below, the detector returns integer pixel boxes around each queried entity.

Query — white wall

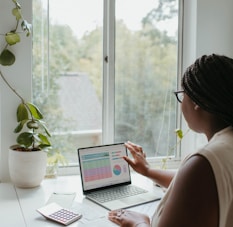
[196,0,233,58]
[0,0,32,181]
[183,0,233,66]
[181,0,233,157]
[182,0,233,69]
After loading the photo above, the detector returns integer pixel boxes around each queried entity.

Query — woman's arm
[124,141,176,188]
[145,168,176,188]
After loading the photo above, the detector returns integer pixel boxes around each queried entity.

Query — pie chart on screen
[113,165,121,175]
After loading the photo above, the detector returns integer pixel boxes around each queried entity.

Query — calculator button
[37,203,82,226]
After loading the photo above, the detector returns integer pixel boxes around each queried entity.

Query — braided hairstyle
[182,54,233,126]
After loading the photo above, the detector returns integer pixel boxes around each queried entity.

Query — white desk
[0,174,164,227]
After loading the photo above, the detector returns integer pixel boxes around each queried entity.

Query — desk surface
[0,173,163,227]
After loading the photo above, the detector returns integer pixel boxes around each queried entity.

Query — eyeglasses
[173,90,184,103]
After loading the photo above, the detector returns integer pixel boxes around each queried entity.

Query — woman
[108,54,233,227]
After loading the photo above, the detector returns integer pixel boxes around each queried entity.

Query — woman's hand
[108,209,150,227]
[124,141,150,177]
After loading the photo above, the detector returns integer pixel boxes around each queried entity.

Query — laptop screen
[78,143,131,192]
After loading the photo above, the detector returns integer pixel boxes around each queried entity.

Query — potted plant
[0,0,52,188]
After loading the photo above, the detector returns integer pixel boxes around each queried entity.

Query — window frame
[102,0,116,144]
[102,0,184,150]
[35,0,184,175]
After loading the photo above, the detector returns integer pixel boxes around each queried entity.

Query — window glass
[33,0,103,164]
[115,0,179,157]
[32,0,179,165]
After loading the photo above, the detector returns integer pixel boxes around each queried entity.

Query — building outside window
[32,0,181,168]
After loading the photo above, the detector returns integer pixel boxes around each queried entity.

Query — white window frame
[102,0,115,144]
[59,0,184,175]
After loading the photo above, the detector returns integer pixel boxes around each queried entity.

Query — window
[32,0,181,167]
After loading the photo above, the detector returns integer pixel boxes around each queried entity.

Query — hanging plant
[0,0,51,151]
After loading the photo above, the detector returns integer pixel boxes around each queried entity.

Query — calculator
[37,203,82,226]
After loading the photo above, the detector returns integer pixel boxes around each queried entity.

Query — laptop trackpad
[103,194,157,210]
[103,200,129,210]
[121,195,143,204]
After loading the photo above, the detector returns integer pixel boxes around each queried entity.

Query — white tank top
[151,126,233,227]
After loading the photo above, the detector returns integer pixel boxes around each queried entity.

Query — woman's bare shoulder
[157,155,219,227]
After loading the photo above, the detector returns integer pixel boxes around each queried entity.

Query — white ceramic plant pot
[8,146,47,188]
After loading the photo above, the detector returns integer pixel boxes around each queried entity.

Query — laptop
[77,143,161,210]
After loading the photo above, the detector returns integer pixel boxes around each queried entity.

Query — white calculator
[37,203,82,226]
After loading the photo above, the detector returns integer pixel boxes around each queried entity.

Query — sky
[45,0,177,38]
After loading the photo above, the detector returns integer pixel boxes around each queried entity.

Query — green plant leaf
[17,132,33,148]
[17,103,29,122]
[175,128,183,139]
[43,125,51,137]
[0,49,15,66]
[27,103,43,120]
[21,20,32,37]
[26,120,39,129]
[38,120,51,137]
[5,32,20,45]
[56,154,68,165]
[14,120,27,133]
[12,0,21,9]
[38,133,51,148]
[47,152,68,166]
[12,7,22,21]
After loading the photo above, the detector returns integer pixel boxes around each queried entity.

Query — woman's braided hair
[182,54,233,126]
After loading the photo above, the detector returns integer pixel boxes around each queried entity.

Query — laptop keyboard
[88,185,148,203]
